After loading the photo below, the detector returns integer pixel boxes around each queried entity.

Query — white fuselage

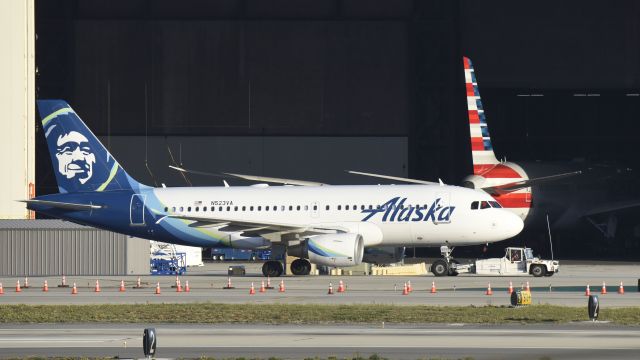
[148,184,524,248]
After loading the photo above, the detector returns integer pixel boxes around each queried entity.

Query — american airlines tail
[463,57,500,171]
[38,100,143,194]
[462,57,532,220]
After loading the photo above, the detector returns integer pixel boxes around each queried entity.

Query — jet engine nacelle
[461,174,487,189]
[288,233,364,267]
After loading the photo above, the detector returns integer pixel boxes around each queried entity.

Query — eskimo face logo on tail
[361,197,455,222]
[55,131,95,184]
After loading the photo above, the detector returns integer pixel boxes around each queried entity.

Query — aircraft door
[130,194,146,226]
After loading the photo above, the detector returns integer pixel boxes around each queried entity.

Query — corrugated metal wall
[0,221,149,276]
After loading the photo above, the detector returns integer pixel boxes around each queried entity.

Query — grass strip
[0,304,639,325]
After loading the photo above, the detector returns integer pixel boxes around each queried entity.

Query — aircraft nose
[502,211,524,238]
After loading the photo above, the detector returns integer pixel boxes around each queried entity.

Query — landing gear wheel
[262,260,284,277]
[448,259,460,276]
[531,265,545,277]
[219,254,225,261]
[290,259,312,276]
[431,259,449,277]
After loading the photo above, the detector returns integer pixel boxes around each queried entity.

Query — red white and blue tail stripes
[463,57,532,220]
[464,56,499,171]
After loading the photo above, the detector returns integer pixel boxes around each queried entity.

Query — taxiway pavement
[0,263,638,306]
[0,323,638,359]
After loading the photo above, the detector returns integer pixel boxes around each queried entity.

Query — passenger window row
[162,203,432,213]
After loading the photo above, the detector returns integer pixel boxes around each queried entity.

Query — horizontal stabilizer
[21,199,103,211]
[169,166,327,186]
[347,171,438,185]
[481,171,582,195]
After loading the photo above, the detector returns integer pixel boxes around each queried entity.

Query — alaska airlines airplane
[26,100,523,277]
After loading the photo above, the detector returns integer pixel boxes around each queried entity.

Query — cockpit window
[480,201,491,209]
[489,201,502,208]
[470,201,479,210]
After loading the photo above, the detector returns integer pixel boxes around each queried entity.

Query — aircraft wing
[582,199,640,217]
[480,171,582,195]
[169,166,327,186]
[158,213,342,240]
[346,171,439,185]
[21,199,103,211]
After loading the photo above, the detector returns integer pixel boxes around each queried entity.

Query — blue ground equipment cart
[150,241,187,275]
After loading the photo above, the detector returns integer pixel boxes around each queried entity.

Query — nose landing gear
[430,246,459,276]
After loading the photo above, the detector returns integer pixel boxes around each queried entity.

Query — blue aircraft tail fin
[37,100,142,193]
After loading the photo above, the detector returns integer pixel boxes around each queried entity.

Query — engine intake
[289,233,364,267]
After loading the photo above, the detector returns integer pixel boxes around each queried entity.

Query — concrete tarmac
[0,323,638,359]
[1,263,639,306]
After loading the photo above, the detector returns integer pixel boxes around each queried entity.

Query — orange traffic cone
[15,280,22,293]
[601,281,607,295]
[119,280,126,292]
[259,281,266,293]
[184,280,190,293]
[224,277,234,289]
[327,282,334,295]
[24,277,30,289]
[525,281,531,292]
[485,283,493,295]
[43,280,49,292]
[402,282,409,295]
[249,282,256,295]
[338,280,345,293]
[279,280,285,293]
[155,282,161,295]
[508,281,514,294]
[430,281,437,294]
[585,284,591,296]
[176,279,183,293]
[94,280,101,292]
[0,282,4,295]
[266,276,274,289]
[407,280,413,293]
[71,282,78,295]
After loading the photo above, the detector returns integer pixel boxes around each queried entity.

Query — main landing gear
[430,246,459,277]
[262,260,284,277]
[261,259,312,277]
[290,258,312,276]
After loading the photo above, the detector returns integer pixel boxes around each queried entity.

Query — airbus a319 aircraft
[26,100,523,277]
